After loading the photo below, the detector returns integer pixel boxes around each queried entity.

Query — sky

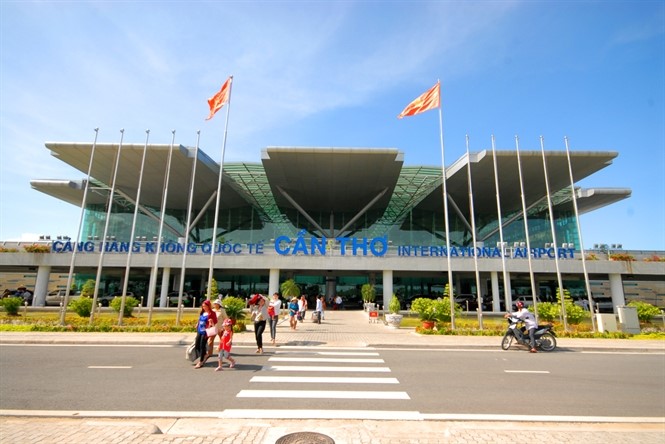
[1,1,664,251]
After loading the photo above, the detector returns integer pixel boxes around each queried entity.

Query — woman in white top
[268,292,282,345]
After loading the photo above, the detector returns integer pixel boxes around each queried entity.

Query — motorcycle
[501,316,557,352]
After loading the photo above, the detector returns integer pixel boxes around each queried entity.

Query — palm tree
[280,279,300,298]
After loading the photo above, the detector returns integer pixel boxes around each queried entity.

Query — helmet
[515,301,524,310]
[223,318,233,327]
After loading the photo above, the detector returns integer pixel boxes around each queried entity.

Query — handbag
[206,325,218,337]
[186,342,198,361]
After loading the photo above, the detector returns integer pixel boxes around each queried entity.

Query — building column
[609,273,625,313]
[325,277,336,300]
[269,269,280,296]
[382,270,393,311]
[160,267,170,307]
[491,272,501,312]
[33,265,51,307]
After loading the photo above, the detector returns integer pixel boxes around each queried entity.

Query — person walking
[215,319,236,371]
[314,295,323,323]
[298,295,308,322]
[207,299,227,358]
[250,294,269,354]
[268,292,282,345]
[288,297,299,330]
[194,300,217,369]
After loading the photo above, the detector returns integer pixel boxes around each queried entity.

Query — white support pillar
[504,271,513,311]
[33,265,51,307]
[609,273,625,314]
[160,267,170,307]
[269,269,280,296]
[382,270,393,311]
[491,271,501,312]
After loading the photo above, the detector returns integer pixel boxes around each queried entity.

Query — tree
[207,278,219,300]
[81,279,96,298]
[280,279,300,298]
[361,284,376,303]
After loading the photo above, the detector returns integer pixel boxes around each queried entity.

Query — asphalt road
[1,344,663,418]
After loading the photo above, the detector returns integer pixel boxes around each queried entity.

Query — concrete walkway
[1,310,664,443]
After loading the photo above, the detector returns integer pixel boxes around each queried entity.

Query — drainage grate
[275,431,335,444]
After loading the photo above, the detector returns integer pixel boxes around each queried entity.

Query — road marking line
[250,376,399,384]
[264,365,391,372]
[237,390,410,400]
[87,366,132,369]
[269,357,384,363]
[221,409,421,420]
[504,370,550,374]
[275,351,380,356]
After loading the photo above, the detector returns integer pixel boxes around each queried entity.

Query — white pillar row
[33,265,51,307]
[382,270,393,311]
[609,273,626,314]
[491,271,501,312]
[268,268,280,296]
[159,267,170,307]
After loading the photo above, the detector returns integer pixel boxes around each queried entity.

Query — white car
[45,290,81,306]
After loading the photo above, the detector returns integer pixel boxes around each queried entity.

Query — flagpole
[207,76,234,301]
[146,130,176,325]
[437,85,455,330]
[540,135,568,331]
[515,135,539,323]
[564,136,596,331]
[60,128,99,325]
[176,130,201,327]
[491,135,510,313]
[118,129,150,325]
[465,135,483,329]
[89,129,124,324]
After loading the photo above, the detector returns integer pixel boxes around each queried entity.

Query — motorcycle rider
[505,301,538,353]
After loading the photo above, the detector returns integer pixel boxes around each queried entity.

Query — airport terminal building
[2,142,664,311]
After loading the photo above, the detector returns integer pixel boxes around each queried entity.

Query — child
[216,318,236,371]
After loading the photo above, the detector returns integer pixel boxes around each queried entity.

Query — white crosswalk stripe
[236,347,412,405]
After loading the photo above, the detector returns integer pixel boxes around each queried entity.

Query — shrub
[110,296,139,317]
[564,301,588,325]
[388,294,401,314]
[68,297,93,317]
[23,244,51,253]
[1,297,23,315]
[81,279,96,298]
[536,302,559,323]
[609,253,634,261]
[434,297,460,322]
[0,247,19,252]
[627,301,661,322]
[221,296,246,321]
[411,298,437,321]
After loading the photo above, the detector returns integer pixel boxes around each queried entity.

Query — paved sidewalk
[1,309,664,352]
[1,310,663,443]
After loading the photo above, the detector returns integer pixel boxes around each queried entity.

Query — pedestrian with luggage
[194,300,217,369]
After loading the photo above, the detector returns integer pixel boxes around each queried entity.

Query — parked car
[156,291,192,307]
[98,292,135,307]
[455,294,479,311]
[45,290,81,306]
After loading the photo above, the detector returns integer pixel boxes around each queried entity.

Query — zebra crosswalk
[224,346,416,419]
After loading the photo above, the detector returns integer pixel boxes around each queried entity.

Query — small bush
[222,296,246,321]
[627,301,661,322]
[23,244,51,253]
[110,296,139,317]
[68,297,93,317]
[1,297,23,315]
[536,302,559,323]
[388,294,401,314]
[565,302,588,325]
